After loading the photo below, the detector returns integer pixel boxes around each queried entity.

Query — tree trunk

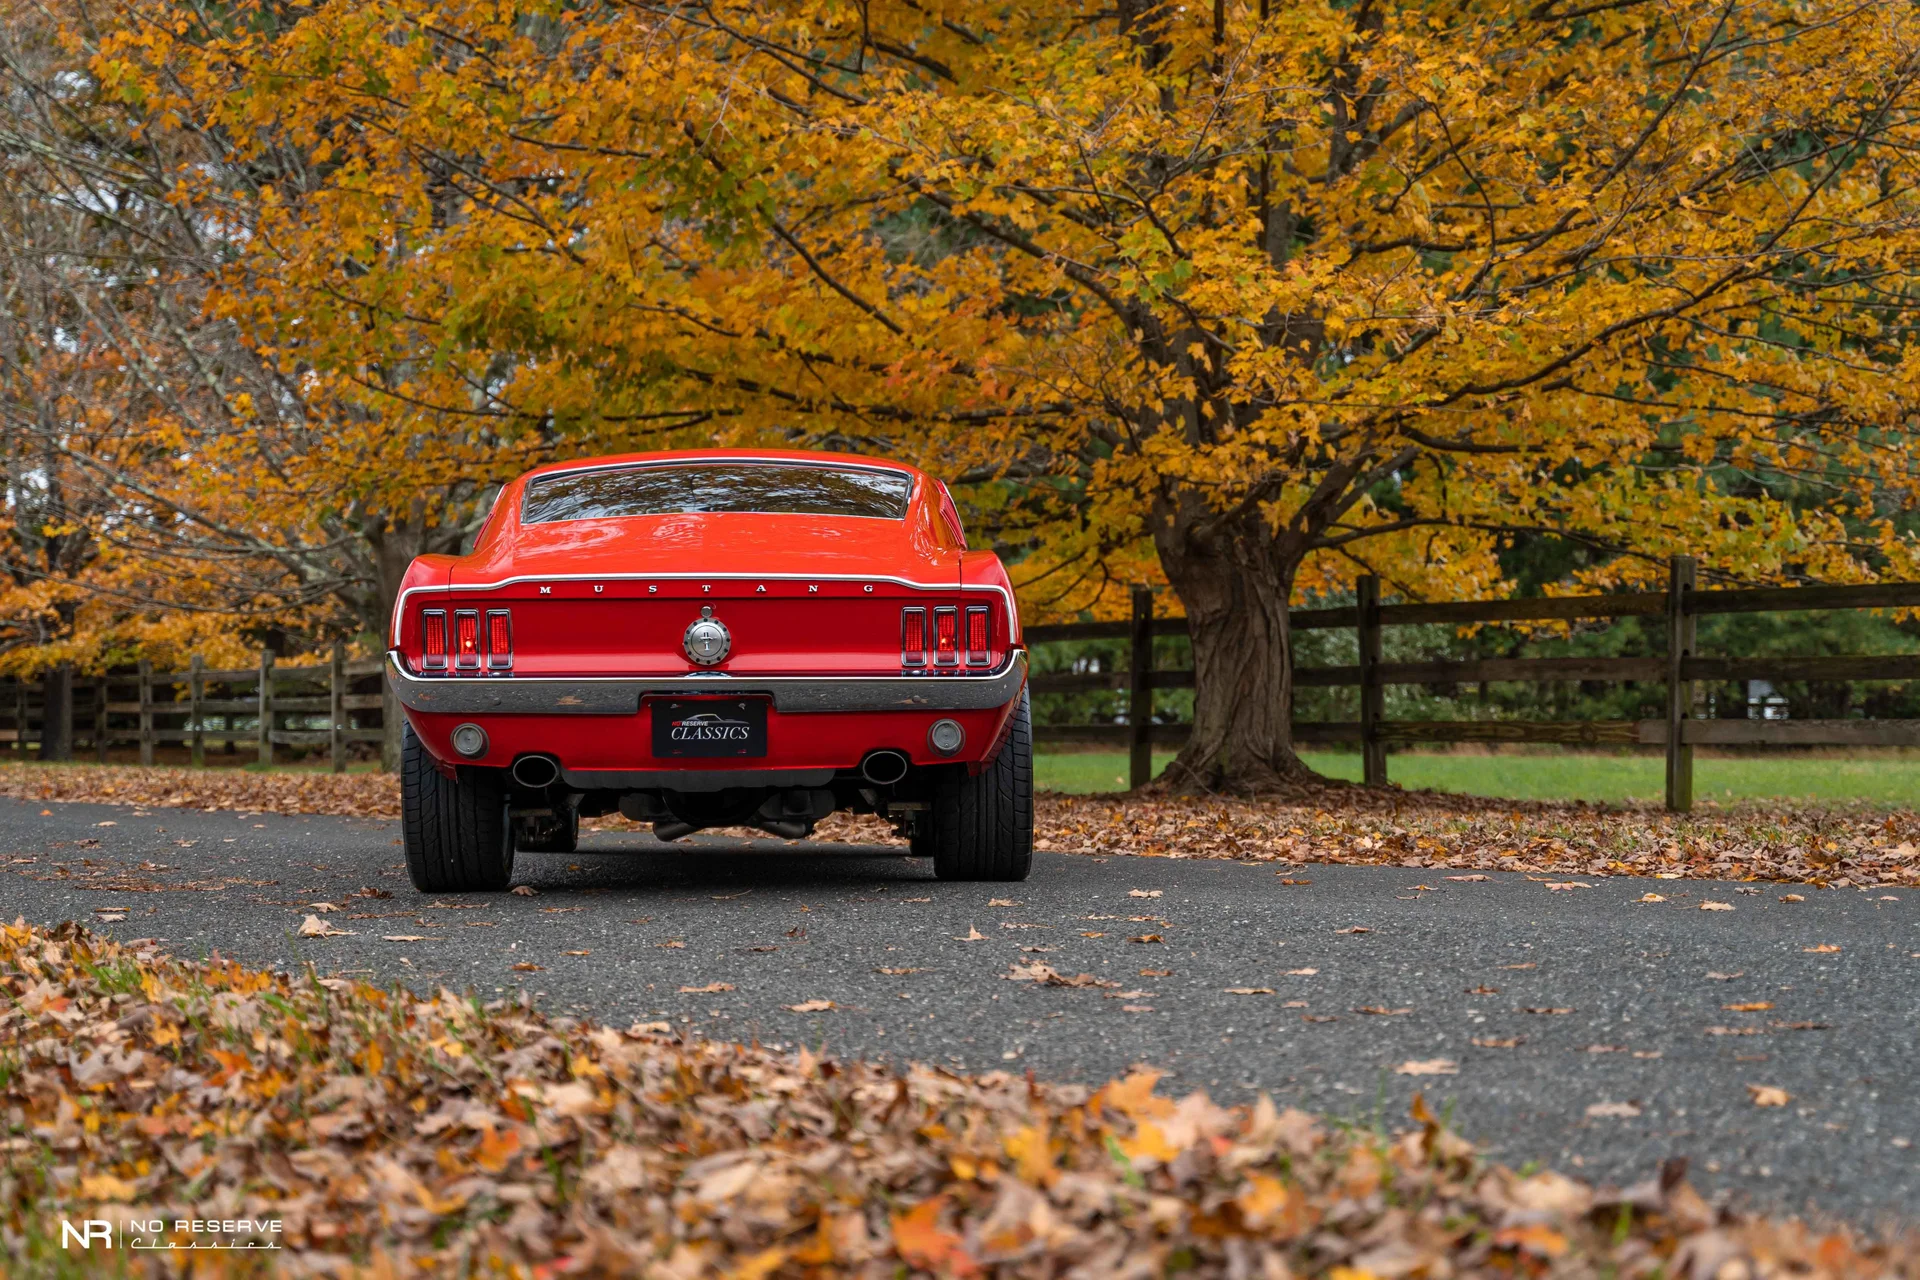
[40,663,74,761]
[1152,510,1324,795]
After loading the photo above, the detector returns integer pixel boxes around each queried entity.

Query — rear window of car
[521,463,914,523]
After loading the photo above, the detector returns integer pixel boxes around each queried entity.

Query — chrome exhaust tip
[860,749,910,786]
[509,754,561,789]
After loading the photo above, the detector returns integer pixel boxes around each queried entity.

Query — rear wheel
[402,722,515,892]
[925,690,1033,881]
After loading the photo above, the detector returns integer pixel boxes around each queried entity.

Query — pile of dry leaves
[4,763,1918,886]
[4,920,1911,1278]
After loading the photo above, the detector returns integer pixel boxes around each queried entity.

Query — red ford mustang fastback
[386,450,1032,891]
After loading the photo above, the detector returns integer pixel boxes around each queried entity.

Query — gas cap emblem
[683,606,732,666]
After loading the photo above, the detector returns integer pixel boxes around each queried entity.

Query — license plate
[651,698,768,759]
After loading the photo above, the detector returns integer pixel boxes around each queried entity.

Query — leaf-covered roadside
[3,923,1912,1279]
[6,763,1920,887]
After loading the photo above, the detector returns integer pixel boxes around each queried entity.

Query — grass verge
[2,920,1910,1277]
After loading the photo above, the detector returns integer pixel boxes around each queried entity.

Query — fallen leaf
[1803,944,1840,953]
[95,913,127,923]
[298,914,351,938]
[1748,1084,1790,1107]
[784,999,834,1012]
[1396,1058,1458,1076]
[1779,893,1805,902]
[382,935,437,942]
[1004,962,1117,989]
[1277,878,1312,885]
[1705,971,1744,981]
[876,967,923,975]
[511,962,543,972]
[1501,962,1537,970]
[1465,984,1499,994]
[1545,882,1591,891]
[1473,1036,1523,1048]
[1120,1005,1154,1013]
[1080,931,1107,938]
[1139,968,1172,977]
[1699,901,1734,911]
[1224,987,1275,996]
[988,898,1019,907]
[1127,889,1163,898]
[955,925,986,941]
[1285,967,1319,976]
[1585,1101,1641,1118]
[1705,1026,1766,1036]
[1723,1001,1773,1012]
[309,902,340,913]
[1334,926,1371,934]
[1354,1005,1413,1016]
[1447,874,1490,882]
[1301,1014,1339,1023]
[510,885,538,896]
[656,941,686,949]
[564,949,591,956]
[1521,1007,1573,1015]
[680,982,735,994]
[1638,893,1667,903]
[1130,934,1163,944]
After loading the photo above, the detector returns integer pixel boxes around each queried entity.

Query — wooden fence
[1,643,388,772]
[1026,556,1920,811]
[6,557,1918,809]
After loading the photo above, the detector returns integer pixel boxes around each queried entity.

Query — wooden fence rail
[1024,557,1920,811]
[1,644,387,773]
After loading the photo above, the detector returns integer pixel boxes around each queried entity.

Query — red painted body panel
[390,450,1024,779]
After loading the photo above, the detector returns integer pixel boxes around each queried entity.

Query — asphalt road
[4,796,1915,1224]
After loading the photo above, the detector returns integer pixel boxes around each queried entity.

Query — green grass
[1036,748,1920,806]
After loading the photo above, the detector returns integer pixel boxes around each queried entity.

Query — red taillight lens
[454,610,480,669]
[934,607,958,664]
[486,610,512,670]
[965,605,990,666]
[902,608,927,667]
[421,610,447,669]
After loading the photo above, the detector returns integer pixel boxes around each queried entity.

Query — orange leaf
[891,1196,977,1277]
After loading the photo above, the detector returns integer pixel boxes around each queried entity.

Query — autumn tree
[88,0,1920,790]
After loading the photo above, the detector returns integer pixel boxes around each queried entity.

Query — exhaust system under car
[859,749,910,786]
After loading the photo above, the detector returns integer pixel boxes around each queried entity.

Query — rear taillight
[934,606,958,665]
[902,608,927,668]
[965,605,991,666]
[486,610,512,670]
[421,610,447,670]
[454,610,481,670]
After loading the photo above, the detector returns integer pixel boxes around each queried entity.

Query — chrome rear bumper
[385,650,1027,716]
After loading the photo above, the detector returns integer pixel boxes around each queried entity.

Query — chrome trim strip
[385,649,1027,716]
[391,572,1016,646]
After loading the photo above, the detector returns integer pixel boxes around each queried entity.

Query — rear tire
[927,690,1033,881]
[402,722,515,892]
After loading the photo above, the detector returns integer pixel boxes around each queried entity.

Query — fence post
[14,680,26,759]
[42,664,74,761]
[1127,587,1153,789]
[330,640,347,774]
[137,660,154,766]
[93,677,108,762]
[1664,555,1697,813]
[257,649,275,767]
[189,656,206,767]
[1357,575,1386,786]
